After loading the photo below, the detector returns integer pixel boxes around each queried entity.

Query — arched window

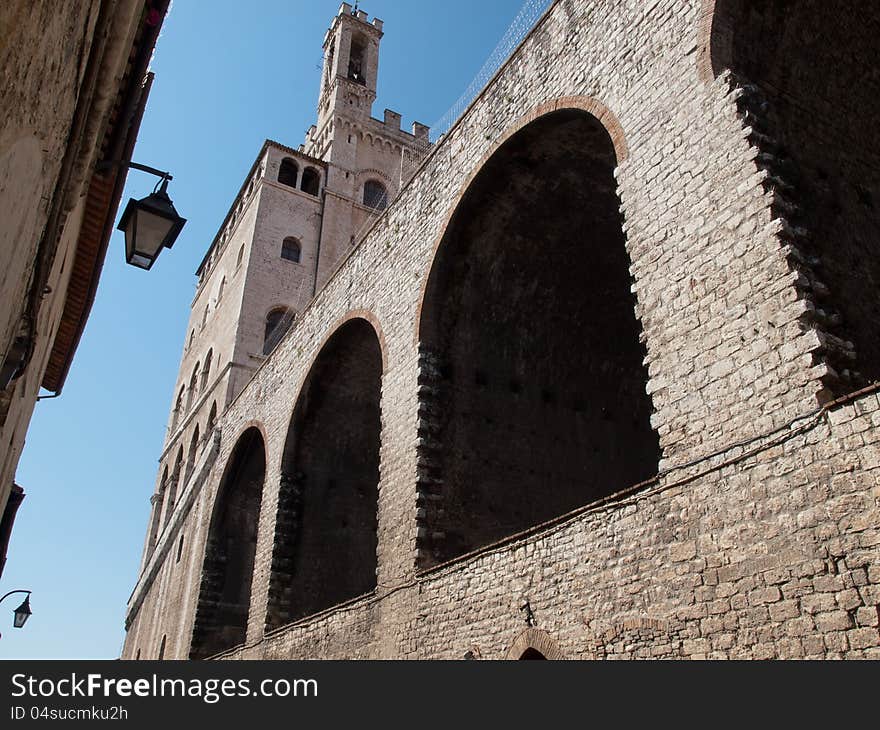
[187,364,200,409]
[301,167,320,196]
[217,277,226,302]
[263,308,293,355]
[281,237,301,263]
[164,448,184,527]
[278,158,298,187]
[363,180,388,210]
[187,330,194,351]
[184,425,200,485]
[201,350,213,392]
[208,401,218,430]
[147,467,168,554]
[201,305,208,329]
[236,245,245,268]
[172,387,185,429]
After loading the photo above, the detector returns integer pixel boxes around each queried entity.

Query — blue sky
[2,0,532,658]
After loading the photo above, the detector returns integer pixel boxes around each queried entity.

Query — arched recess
[264,318,382,630]
[416,106,659,567]
[190,427,266,659]
[703,1,880,390]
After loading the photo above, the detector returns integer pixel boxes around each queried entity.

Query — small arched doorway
[506,628,565,660]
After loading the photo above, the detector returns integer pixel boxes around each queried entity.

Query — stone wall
[122,0,880,659]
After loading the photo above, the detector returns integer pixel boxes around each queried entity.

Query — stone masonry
[122,1,880,660]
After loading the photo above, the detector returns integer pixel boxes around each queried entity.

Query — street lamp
[0,590,32,637]
[101,160,187,270]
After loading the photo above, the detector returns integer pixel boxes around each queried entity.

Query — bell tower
[315,3,384,137]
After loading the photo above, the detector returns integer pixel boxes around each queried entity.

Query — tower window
[237,245,244,268]
[278,158,298,187]
[301,168,320,196]
[363,180,388,210]
[281,237,301,263]
[348,35,367,85]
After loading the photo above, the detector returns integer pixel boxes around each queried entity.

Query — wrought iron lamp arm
[0,590,31,605]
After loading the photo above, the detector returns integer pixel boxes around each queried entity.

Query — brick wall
[122,0,880,659]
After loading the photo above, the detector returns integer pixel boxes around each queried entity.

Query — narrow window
[201,350,213,391]
[236,245,244,268]
[278,158,298,187]
[172,387,185,429]
[176,534,184,563]
[158,635,166,660]
[217,277,226,302]
[301,167,320,196]
[363,180,388,210]
[281,237,301,263]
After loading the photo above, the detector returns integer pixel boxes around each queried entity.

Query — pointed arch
[190,427,267,659]
[265,317,383,630]
[415,103,658,567]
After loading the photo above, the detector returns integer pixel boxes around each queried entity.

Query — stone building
[124,1,880,660]
[0,0,171,578]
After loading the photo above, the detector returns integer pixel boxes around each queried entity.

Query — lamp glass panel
[133,207,175,257]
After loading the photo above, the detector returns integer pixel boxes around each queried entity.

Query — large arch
[416,106,660,567]
[704,1,880,390]
[265,317,382,630]
[190,427,266,659]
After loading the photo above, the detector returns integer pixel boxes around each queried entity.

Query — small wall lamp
[0,589,32,638]
[103,161,187,270]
